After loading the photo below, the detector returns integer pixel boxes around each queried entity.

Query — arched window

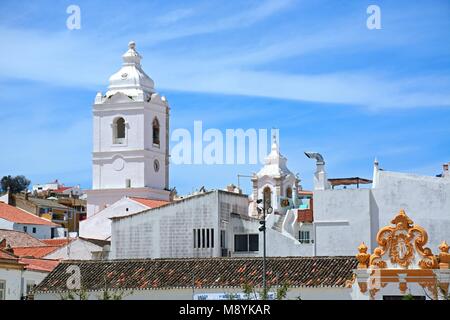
[114,117,126,144]
[152,117,160,146]
[263,186,272,209]
[286,187,292,199]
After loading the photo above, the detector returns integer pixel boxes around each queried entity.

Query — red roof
[0,202,59,226]
[13,246,60,258]
[41,238,73,247]
[130,197,170,209]
[19,258,59,272]
[53,186,71,193]
[0,248,19,260]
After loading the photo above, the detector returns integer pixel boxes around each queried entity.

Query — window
[234,234,259,252]
[125,179,131,188]
[299,230,311,244]
[220,230,226,249]
[193,228,215,249]
[249,234,259,251]
[263,187,272,208]
[32,227,36,234]
[26,281,35,295]
[23,226,27,232]
[0,280,5,300]
[113,117,126,144]
[152,117,160,146]
[286,187,292,199]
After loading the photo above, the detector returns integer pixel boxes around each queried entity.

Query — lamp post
[257,198,272,299]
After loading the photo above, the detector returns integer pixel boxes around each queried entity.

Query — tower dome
[105,41,155,99]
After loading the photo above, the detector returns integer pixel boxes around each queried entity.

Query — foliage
[59,288,89,300]
[402,293,414,300]
[276,282,290,300]
[0,175,30,194]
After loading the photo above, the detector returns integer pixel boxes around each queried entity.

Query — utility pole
[257,198,272,299]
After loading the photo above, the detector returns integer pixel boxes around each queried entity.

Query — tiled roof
[0,202,59,226]
[19,258,59,272]
[130,197,170,209]
[53,187,71,193]
[0,247,19,261]
[41,238,73,247]
[13,246,60,258]
[0,229,47,247]
[35,256,357,293]
[27,197,70,210]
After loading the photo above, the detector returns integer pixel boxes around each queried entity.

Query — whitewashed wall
[35,286,352,300]
[0,268,21,300]
[111,191,250,259]
[45,239,103,260]
[80,197,149,240]
[313,170,450,256]
[12,223,54,240]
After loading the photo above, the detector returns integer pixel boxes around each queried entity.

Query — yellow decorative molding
[438,240,450,269]
[356,242,370,269]
[369,209,438,269]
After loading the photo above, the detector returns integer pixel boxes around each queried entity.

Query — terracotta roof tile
[13,246,60,258]
[41,238,73,247]
[35,256,357,293]
[130,197,170,209]
[19,258,59,272]
[0,229,47,247]
[0,202,59,226]
[0,248,19,260]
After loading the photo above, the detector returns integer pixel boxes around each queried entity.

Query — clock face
[112,157,125,171]
[153,159,160,172]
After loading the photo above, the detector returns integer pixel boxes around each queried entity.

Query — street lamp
[256,198,273,299]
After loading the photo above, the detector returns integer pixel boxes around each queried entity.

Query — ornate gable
[351,209,450,300]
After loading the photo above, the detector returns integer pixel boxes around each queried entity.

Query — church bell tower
[86,41,170,217]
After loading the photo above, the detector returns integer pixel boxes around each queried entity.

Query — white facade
[0,218,58,240]
[111,190,249,259]
[80,197,153,240]
[250,135,299,217]
[44,238,106,260]
[87,41,170,217]
[35,286,351,300]
[0,267,50,300]
[312,160,450,256]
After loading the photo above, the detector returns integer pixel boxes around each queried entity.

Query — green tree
[1,175,31,194]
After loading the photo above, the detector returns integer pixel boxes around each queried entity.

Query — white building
[79,196,169,241]
[0,245,58,300]
[86,41,171,217]
[43,238,110,260]
[250,134,299,217]
[0,201,62,239]
[33,256,356,300]
[111,190,251,259]
[309,158,450,256]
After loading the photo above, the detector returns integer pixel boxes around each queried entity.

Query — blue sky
[0,0,449,195]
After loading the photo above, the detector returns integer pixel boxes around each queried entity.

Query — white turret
[105,41,155,100]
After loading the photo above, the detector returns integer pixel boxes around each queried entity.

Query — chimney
[443,163,449,178]
[305,152,330,190]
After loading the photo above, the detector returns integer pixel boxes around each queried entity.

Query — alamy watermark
[66,5,81,30]
[367,4,381,30]
[171,121,279,165]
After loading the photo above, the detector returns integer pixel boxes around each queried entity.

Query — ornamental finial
[128,41,136,50]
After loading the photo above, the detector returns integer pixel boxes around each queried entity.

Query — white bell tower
[86,41,170,217]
